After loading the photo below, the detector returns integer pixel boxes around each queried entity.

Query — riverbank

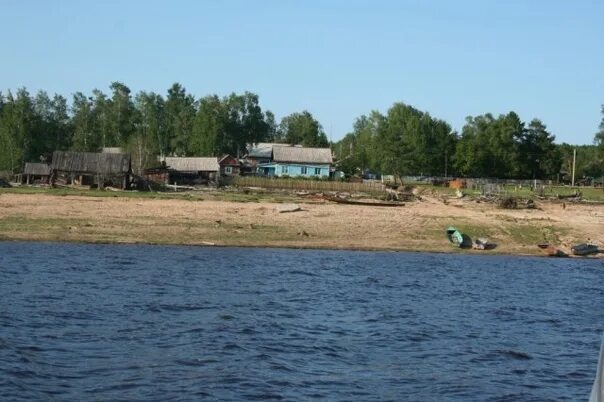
[0,191,602,257]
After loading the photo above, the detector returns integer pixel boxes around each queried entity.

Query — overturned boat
[472,238,495,250]
[537,243,568,257]
[446,227,471,248]
[571,243,599,256]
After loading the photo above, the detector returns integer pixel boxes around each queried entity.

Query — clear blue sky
[1,0,602,144]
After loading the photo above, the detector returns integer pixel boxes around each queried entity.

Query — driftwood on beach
[323,195,405,207]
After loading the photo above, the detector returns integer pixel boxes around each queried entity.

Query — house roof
[218,155,239,166]
[272,146,333,164]
[102,147,124,154]
[51,151,131,175]
[164,157,219,172]
[23,162,51,176]
[247,143,290,158]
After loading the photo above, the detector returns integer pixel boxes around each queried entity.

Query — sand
[0,192,602,257]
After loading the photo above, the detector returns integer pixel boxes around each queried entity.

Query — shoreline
[0,191,602,259]
[1,237,599,260]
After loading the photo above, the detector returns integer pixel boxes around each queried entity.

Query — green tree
[519,119,561,179]
[190,95,226,156]
[0,89,38,170]
[595,105,604,147]
[71,92,95,151]
[91,89,112,149]
[108,82,136,147]
[264,110,281,142]
[279,111,328,147]
[455,112,525,178]
[222,92,270,156]
[165,83,196,156]
[190,92,272,156]
[334,112,382,175]
[127,91,165,173]
[375,103,456,178]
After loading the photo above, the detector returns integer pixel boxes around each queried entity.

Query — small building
[259,146,333,178]
[163,157,220,185]
[23,162,51,184]
[142,166,170,185]
[50,151,131,188]
[218,155,240,177]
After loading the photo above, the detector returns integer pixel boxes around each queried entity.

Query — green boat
[446,226,469,248]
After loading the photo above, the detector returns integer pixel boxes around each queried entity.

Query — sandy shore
[0,192,602,257]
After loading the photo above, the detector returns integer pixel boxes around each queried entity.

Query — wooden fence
[232,176,386,193]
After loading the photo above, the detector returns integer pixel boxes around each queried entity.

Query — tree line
[335,103,604,181]
[0,82,602,180]
[0,82,328,174]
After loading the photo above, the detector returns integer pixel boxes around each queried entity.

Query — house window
[301,166,307,175]
[315,168,321,175]
[282,166,289,174]
[225,166,233,174]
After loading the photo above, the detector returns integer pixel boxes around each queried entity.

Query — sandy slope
[0,192,602,257]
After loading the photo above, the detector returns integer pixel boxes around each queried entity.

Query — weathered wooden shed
[23,163,51,184]
[163,157,220,185]
[50,151,131,189]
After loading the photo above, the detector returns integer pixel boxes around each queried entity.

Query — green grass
[505,224,562,244]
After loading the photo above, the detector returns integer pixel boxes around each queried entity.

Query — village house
[50,150,132,189]
[162,155,239,185]
[218,154,240,177]
[258,146,333,178]
[163,157,220,185]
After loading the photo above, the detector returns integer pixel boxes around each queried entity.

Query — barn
[50,151,132,189]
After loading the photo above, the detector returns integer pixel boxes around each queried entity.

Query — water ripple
[0,242,602,401]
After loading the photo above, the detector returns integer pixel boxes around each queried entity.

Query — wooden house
[258,146,333,178]
[163,157,220,185]
[23,162,51,184]
[218,155,240,177]
[244,143,291,174]
[50,151,131,189]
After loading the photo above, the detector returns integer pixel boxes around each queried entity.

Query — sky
[1,0,602,144]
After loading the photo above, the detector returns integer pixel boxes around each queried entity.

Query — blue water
[0,242,602,401]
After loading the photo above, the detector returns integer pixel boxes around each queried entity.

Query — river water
[0,242,602,401]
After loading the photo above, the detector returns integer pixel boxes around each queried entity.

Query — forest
[0,82,602,181]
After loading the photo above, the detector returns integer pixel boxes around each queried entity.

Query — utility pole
[571,148,576,187]
[444,149,448,179]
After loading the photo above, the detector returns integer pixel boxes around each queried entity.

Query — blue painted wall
[260,163,330,178]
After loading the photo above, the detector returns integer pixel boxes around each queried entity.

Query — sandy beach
[0,191,602,257]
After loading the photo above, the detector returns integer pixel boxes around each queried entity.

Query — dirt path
[0,192,602,257]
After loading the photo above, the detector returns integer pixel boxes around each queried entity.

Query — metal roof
[247,143,290,158]
[272,146,333,164]
[164,157,220,172]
